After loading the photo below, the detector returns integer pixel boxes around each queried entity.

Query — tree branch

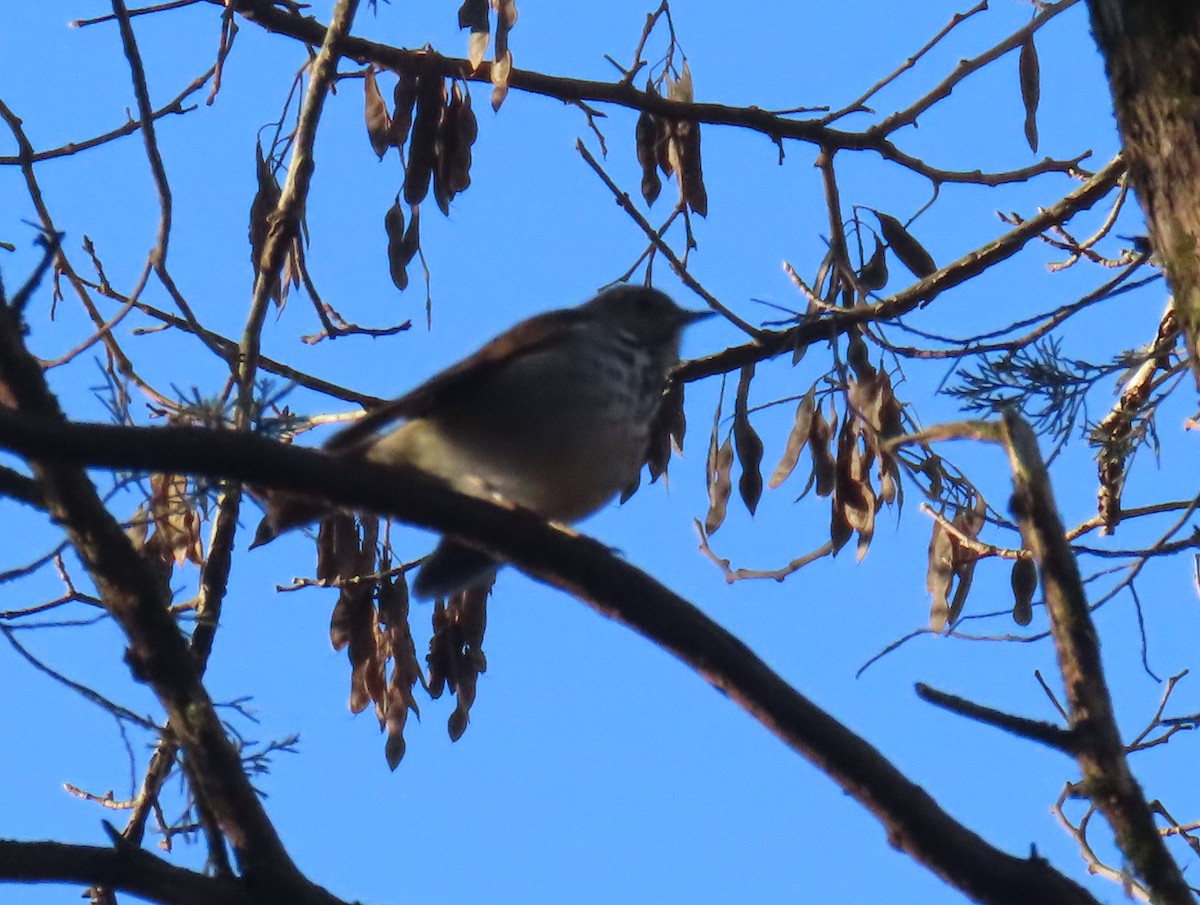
[0,838,257,905]
[999,411,1191,903]
[0,410,1100,905]
[216,0,1086,184]
[674,156,1125,384]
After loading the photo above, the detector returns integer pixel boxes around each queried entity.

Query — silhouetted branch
[0,409,1101,905]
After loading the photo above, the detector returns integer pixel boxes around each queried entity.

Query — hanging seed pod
[363,69,391,159]
[390,68,418,149]
[874,209,936,278]
[1018,33,1041,153]
[635,102,662,206]
[858,234,888,290]
[404,72,446,205]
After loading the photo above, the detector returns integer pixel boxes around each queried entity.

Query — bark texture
[1087,0,1200,382]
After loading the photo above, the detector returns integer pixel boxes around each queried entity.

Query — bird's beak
[680,308,716,326]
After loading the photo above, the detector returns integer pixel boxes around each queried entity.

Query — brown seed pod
[390,68,418,149]
[874,209,937,278]
[635,103,663,206]
[858,234,888,290]
[1019,33,1041,153]
[363,69,391,160]
[433,85,462,216]
[733,365,763,515]
[404,71,446,205]
[458,0,489,69]
[1011,556,1038,626]
[385,198,420,291]
[449,83,477,193]
[769,388,816,489]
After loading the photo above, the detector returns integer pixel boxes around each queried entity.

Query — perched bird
[255,284,713,597]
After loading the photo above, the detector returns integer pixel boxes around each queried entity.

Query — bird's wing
[324,306,588,455]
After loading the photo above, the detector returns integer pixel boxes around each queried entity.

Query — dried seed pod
[433,87,461,216]
[1011,556,1037,626]
[705,435,735,535]
[363,68,391,159]
[927,520,955,631]
[665,63,707,216]
[457,0,490,69]
[449,83,477,193]
[846,329,875,382]
[491,49,512,112]
[404,72,445,205]
[1018,33,1041,153]
[733,365,763,515]
[874,209,936,278]
[635,104,663,206]
[858,234,888,290]
[769,388,815,489]
[384,197,412,291]
[390,68,418,149]
[810,401,837,498]
[249,141,280,276]
[646,379,685,484]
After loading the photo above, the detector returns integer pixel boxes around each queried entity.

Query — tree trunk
[1086,0,1200,384]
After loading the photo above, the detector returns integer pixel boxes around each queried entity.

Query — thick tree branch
[0,410,1100,905]
[999,411,1191,903]
[0,838,257,905]
[0,268,332,902]
[1086,0,1200,386]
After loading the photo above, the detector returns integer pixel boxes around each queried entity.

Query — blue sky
[3,2,1195,903]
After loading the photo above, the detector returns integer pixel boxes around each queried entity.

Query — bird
[254,284,713,597]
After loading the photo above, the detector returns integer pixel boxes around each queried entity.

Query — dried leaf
[1018,33,1041,153]
[858,234,888,290]
[363,69,391,159]
[733,364,763,515]
[874,210,936,279]
[144,473,203,567]
[404,73,445,205]
[490,49,512,112]
[769,388,815,488]
[1011,556,1037,626]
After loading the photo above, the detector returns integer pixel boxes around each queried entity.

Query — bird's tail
[414,538,499,599]
[249,488,334,548]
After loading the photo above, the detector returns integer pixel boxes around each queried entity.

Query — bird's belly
[366,342,659,522]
